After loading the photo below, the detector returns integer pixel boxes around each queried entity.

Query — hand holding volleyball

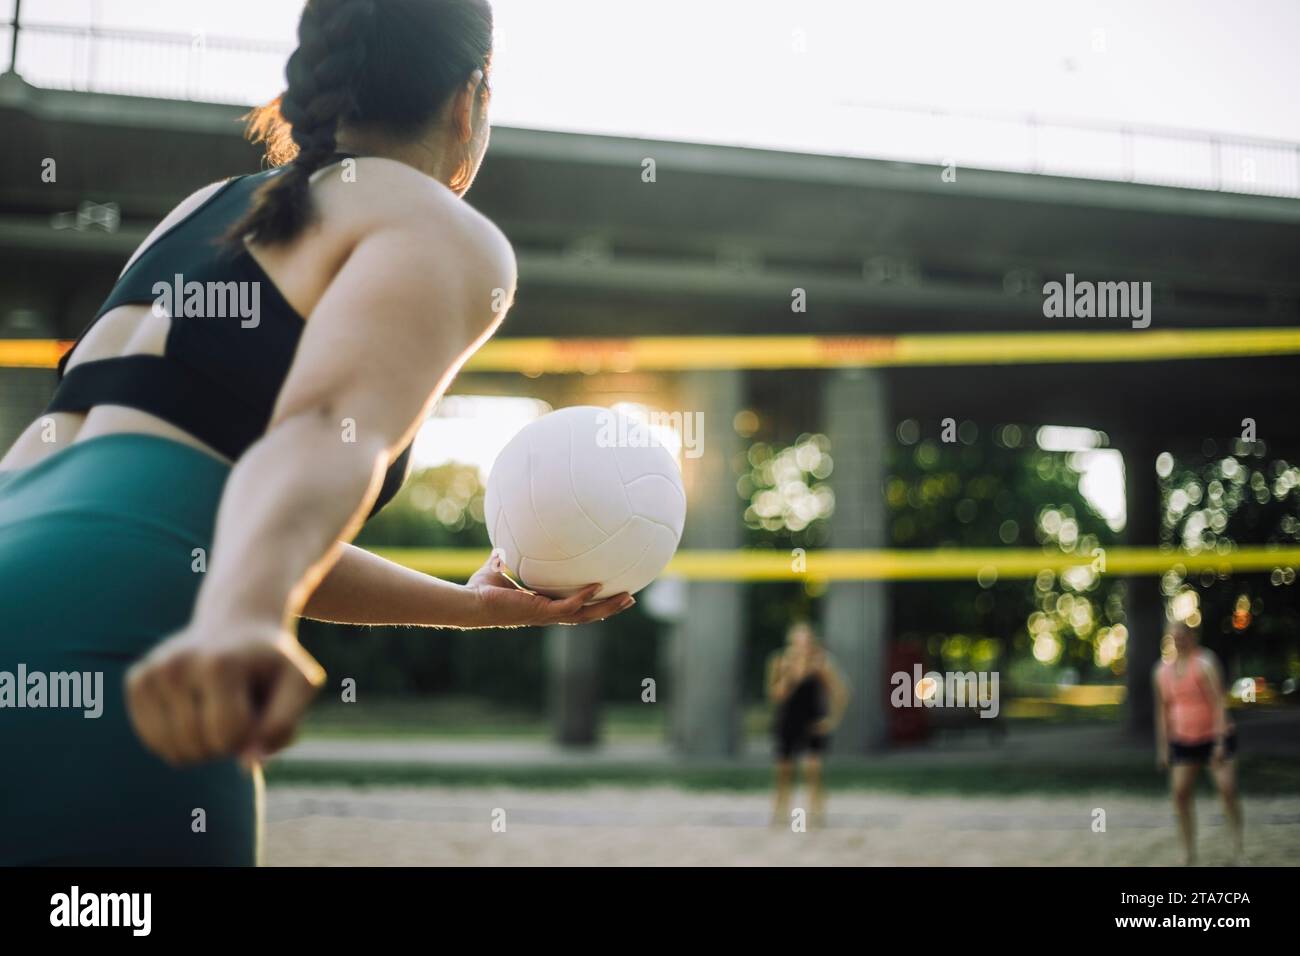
[462,551,634,626]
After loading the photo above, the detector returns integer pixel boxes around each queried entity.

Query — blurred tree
[1158,444,1300,687]
[353,461,490,550]
[885,425,1125,695]
[737,422,1130,707]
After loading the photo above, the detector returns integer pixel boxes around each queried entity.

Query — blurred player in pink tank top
[1152,622,1243,865]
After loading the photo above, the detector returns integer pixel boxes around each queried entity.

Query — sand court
[265,785,1300,867]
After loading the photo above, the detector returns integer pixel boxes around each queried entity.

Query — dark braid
[225,0,376,249]
[225,0,495,251]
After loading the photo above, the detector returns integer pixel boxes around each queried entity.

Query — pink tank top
[1159,651,1219,744]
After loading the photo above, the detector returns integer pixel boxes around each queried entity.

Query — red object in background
[889,640,929,744]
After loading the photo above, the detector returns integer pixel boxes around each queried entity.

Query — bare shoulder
[1196,647,1224,679]
[318,158,514,273]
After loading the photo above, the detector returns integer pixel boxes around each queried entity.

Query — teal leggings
[0,434,259,865]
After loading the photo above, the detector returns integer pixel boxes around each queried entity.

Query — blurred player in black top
[767,621,850,827]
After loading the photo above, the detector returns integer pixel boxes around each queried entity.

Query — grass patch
[302,697,669,740]
[303,696,547,739]
[301,696,1118,742]
[265,754,1300,797]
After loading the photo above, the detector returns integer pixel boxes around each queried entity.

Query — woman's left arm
[1199,651,1232,762]
[819,656,852,731]
[301,543,473,626]
[302,545,631,629]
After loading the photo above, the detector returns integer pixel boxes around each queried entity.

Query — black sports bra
[45,158,414,520]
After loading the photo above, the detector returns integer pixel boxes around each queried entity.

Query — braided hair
[226,0,493,250]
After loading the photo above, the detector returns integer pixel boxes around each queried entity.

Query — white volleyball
[483,406,687,601]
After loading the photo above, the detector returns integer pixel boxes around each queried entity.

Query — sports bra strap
[47,355,262,461]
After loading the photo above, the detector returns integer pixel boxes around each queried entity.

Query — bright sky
[415,395,550,477]
[9,0,1300,144]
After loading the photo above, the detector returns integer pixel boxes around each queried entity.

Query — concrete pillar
[546,622,602,747]
[671,369,745,757]
[1120,437,1165,737]
[823,368,890,753]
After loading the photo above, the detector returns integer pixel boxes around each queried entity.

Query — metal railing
[5,19,1299,198]
[4,21,291,105]
[833,98,1300,198]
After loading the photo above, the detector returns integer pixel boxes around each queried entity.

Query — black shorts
[775,730,828,761]
[1169,732,1237,765]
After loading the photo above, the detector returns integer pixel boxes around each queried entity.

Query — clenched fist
[125,620,325,766]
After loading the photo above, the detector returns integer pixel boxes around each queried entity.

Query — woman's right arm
[125,200,514,767]
[819,656,851,731]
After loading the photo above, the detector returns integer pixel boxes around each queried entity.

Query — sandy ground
[264,786,1300,866]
